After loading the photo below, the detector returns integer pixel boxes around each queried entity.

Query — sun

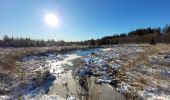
[45,13,59,27]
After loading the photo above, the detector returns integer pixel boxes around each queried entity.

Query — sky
[0,0,170,41]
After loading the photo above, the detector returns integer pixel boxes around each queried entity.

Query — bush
[150,37,156,45]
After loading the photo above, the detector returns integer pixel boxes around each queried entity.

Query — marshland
[0,0,170,100]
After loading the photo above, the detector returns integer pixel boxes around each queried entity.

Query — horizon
[0,0,170,41]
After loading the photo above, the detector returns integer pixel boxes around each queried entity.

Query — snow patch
[138,86,170,100]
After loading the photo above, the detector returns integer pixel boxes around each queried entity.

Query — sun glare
[45,13,59,27]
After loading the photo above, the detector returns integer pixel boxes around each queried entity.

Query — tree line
[0,36,65,47]
[88,24,170,45]
[0,24,170,47]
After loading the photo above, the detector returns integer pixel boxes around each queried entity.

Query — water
[22,48,102,97]
[25,78,55,97]
[76,48,102,56]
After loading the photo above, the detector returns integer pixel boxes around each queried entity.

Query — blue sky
[0,0,170,41]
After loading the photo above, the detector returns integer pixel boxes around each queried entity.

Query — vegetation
[79,24,170,45]
[0,24,170,47]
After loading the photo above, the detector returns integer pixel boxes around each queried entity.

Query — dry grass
[75,77,100,100]
[114,44,170,99]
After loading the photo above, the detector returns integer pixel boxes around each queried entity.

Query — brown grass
[115,44,170,99]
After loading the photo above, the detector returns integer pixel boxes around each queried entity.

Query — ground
[0,44,170,100]
[48,70,125,100]
[73,44,170,100]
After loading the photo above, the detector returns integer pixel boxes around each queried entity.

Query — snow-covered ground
[138,86,170,100]
[48,54,81,74]
[1,45,169,100]
[24,94,65,100]
[20,53,81,99]
[74,45,170,99]
[100,48,112,51]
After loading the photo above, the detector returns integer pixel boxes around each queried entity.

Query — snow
[14,52,81,99]
[48,54,81,74]
[0,95,10,99]
[138,86,170,100]
[160,70,170,77]
[100,48,112,51]
[117,82,131,94]
[62,54,81,66]
[24,94,65,100]
[67,95,76,100]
